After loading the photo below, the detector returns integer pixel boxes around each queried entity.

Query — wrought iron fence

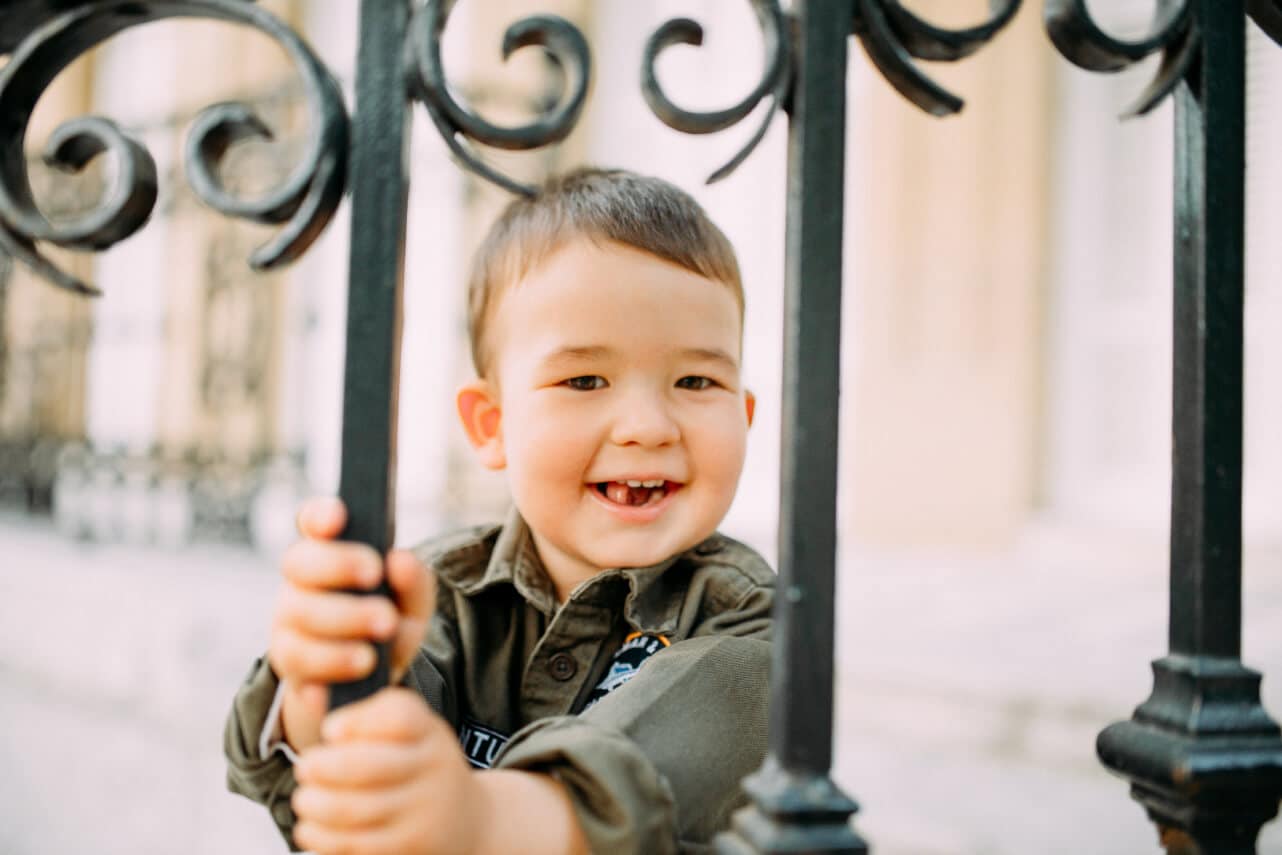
[2,1,1281,852]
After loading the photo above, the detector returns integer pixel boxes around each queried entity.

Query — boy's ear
[456,380,505,470]
[744,390,756,428]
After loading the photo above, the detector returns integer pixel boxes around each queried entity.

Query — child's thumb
[387,549,436,620]
[387,549,435,681]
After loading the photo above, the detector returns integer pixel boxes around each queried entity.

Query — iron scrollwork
[406,0,591,198]
[0,0,349,296]
[1251,0,1282,43]
[1044,0,1195,116]
[407,0,794,194]
[852,0,1023,116]
[640,0,791,183]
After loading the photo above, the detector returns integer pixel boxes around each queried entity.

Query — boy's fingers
[386,549,435,621]
[269,627,379,684]
[294,819,415,855]
[282,539,383,592]
[287,681,330,720]
[322,687,441,744]
[296,497,347,541]
[277,587,399,642]
[296,742,428,789]
[291,780,408,831]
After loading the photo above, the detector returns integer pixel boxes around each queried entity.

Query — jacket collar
[446,507,687,634]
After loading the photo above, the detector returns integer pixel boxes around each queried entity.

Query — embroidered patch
[583,632,671,711]
[458,717,509,769]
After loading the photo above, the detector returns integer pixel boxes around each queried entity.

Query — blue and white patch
[583,632,670,711]
[458,717,509,768]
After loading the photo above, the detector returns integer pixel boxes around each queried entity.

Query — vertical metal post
[329,0,413,709]
[717,2,866,852]
[1096,3,1282,851]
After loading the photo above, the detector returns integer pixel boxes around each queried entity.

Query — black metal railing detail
[1045,0,1195,117]
[852,0,1022,116]
[326,0,414,710]
[640,0,791,183]
[715,5,865,854]
[0,0,348,296]
[1249,0,1282,46]
[1050,2,1282,852]
[406,1,590,197]
[408,0,796,193]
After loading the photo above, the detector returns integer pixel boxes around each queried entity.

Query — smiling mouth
[593,480,679,507]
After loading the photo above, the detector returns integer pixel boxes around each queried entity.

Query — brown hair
[466,167,744,376]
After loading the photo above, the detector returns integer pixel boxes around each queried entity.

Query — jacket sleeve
[222,604,464,850]
[223,656,305,851]
[496,625,771,855]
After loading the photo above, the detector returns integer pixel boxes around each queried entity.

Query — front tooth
[626,480,642,488]
[642,479,663,488]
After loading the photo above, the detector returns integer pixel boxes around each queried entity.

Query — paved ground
[2,511,1280,854]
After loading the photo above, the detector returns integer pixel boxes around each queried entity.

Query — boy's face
[459,238,753,586]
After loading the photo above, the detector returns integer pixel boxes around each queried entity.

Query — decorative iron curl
[1045,0,1195,117]
[0,0,348,296]
[852,0,1022,116]
[407,0,591,198]
[641,0,791,183]
[1250,0,1282,45]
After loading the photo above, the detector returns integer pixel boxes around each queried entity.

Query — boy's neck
[528,530,604,604]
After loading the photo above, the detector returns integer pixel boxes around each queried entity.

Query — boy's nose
[609,391,680,447]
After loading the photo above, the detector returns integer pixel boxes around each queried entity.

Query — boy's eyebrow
[539,345,740,370]
[680,347,740,369]
[541,345,613,364]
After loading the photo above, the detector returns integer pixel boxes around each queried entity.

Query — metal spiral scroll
[1250,0,1282,44]
[407,0,592,198]
[852,0,1022,116]
[641,0,791,184]
[0,0,348,296]
[1045,1,1196,117]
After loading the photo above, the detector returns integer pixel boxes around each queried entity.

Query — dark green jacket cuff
[223,656,302,851]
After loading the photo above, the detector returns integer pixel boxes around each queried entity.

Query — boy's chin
[582,532,704,570]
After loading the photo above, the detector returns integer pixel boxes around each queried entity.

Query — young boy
[224,168,774,854]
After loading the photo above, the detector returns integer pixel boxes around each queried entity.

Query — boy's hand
[292,688,483,855]
[269,497,436,752]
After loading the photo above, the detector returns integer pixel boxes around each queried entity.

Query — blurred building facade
[2,1,1280,560]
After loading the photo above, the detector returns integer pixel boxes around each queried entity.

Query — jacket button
[548,652,577,681]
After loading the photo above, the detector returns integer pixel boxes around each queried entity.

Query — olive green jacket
[224,511,774,854]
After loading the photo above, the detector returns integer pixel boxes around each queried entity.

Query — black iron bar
[329,0,412,710]
[1095,3,1282,852]
[1168,6,1243,664]
[717,2,865,851]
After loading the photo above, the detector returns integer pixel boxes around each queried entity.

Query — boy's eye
[562,375,606,391]
[676,376,716,391]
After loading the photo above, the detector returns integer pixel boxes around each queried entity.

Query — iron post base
[1098,655,1282,853]
[715,758,868,855]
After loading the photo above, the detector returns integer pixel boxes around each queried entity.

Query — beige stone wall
[1,58,94,442]
[146,0,301,459]
[845,4,1055,548]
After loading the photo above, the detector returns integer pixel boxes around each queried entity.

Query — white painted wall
[1042,14,1282,546]
[84,34,180,453]
[1242,19,1282,539]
